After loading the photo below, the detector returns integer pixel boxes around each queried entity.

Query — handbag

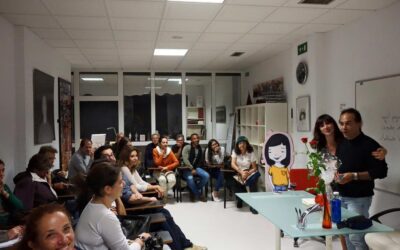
[118,214,151,240]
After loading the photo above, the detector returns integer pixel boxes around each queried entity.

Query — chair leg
[210,177,214,201]
[224,179,227,209]
[294,237,299,248]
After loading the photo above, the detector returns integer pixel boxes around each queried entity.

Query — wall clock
[296,61,308,85]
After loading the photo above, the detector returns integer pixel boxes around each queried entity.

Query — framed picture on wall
[58,78,73,171]
[296,95,311,132]
[33,69,55,144]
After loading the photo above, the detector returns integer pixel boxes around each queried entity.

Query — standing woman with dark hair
[204,139,225,202]
[230,136,260,212]
[18,204,75,250]
[75,162,167,250]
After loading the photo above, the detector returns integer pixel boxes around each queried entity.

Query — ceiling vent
[231,52,245,57]
[298,0,335,5]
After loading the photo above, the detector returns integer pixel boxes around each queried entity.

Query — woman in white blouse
[118,146,164,205]
[231,136,260,213]
[204,139,225,202]
[75,162,170,250]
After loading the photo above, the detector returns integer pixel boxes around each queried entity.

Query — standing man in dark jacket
[336,108,388,250]
[182,133,209,202]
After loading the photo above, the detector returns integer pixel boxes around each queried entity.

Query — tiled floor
[165,194,342,250]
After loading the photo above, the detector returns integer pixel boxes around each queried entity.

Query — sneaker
[184,244,208,250]
[212,191,221,202]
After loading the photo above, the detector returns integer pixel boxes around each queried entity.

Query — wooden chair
[174,165,191,202]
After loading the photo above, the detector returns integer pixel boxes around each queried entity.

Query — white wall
[244,1,400,219]
[0,16,17,185]
[0,17,71,187]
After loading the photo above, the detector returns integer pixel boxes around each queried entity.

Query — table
[236,191,393,250]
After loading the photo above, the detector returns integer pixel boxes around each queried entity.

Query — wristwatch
[353,172,358,181]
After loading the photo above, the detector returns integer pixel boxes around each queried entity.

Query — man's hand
[191,169,197,175]
[335,173,353,184]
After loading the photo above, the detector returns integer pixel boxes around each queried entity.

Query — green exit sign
[298,42,308,55]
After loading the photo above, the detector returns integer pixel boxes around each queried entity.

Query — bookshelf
[235,102,288,164]
[186,107,205,139]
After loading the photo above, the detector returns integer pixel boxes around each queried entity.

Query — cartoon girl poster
[262,131,294,192]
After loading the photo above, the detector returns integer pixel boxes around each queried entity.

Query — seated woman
[230,136,260,214]
[13,154,58,210]
[152,136,179,201]
[17,203,75,250]
[119,146,164,201]
[75,162,169,250]
[0,159,24,227]
[204,139,225,202]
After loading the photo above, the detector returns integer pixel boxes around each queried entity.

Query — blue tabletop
[236,191,393,238]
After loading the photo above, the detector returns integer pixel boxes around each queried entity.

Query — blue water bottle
[331,191,341,224]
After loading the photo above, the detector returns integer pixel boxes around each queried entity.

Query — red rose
[301,137,308,143]
[310,139,318,148]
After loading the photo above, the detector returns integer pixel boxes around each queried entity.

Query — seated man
[144,133,160,170]
[181,133,209,202]
[68,138,93,179]
[14,154,58,210]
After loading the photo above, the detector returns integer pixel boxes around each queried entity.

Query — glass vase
[322,193,332,229]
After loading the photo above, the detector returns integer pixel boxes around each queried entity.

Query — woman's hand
[240,170,249,181]
[7,226,24,240]
[161,167,168,172]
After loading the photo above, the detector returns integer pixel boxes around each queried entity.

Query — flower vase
[322,193,332,229]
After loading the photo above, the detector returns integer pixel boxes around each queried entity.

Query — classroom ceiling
[0,0,398,71]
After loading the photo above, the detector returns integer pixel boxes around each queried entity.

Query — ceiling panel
[81,48,118,56]
[41,0,107,17]
[160,19,209,32]
[0,0,48,15]
[55,48,82,55]
[198,33,242,43]
[91,61,121,69]
[155,41,193,49]
[151,56,182,70]
[337,0,398,10]
[56,16,110,30]
[312,9,371,25]
[30,28,70,39]
[75,40,116,49]
[215,5,276,21]
[237,33,282,43]
[164,2,222,20]
[116,40,155,49]
[64,54,89,64]
[206,21,257,33]
[110,18,160,31]
[121,60,151,70]
[67,29,114,40]
[44,39,76,48]
[250,22,302,34]
[114,30,157,41]
[224,0,288,6]
[3,14,59,28]
[293,23,340,35]
[192,42,231,51]
[265,7,328,23]
[119,49,153,58]
[158,32,201,43]
[86,54,119,62]
[106,1,164,18]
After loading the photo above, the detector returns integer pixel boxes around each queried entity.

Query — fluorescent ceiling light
[168,0,224,3]
[154,49,188,56]
[81,77,104,81]
[168,78,182,84]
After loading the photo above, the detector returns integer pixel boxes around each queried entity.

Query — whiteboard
[355,74,400,194]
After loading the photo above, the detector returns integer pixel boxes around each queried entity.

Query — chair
[285,168,319,247]
[204,163,224,201]
[365,208,400,250]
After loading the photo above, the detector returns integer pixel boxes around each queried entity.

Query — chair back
[289,168,318,192]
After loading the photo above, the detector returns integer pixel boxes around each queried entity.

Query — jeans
[209,168,224,191]
[181,167,209,198]
[341,196,372,250]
